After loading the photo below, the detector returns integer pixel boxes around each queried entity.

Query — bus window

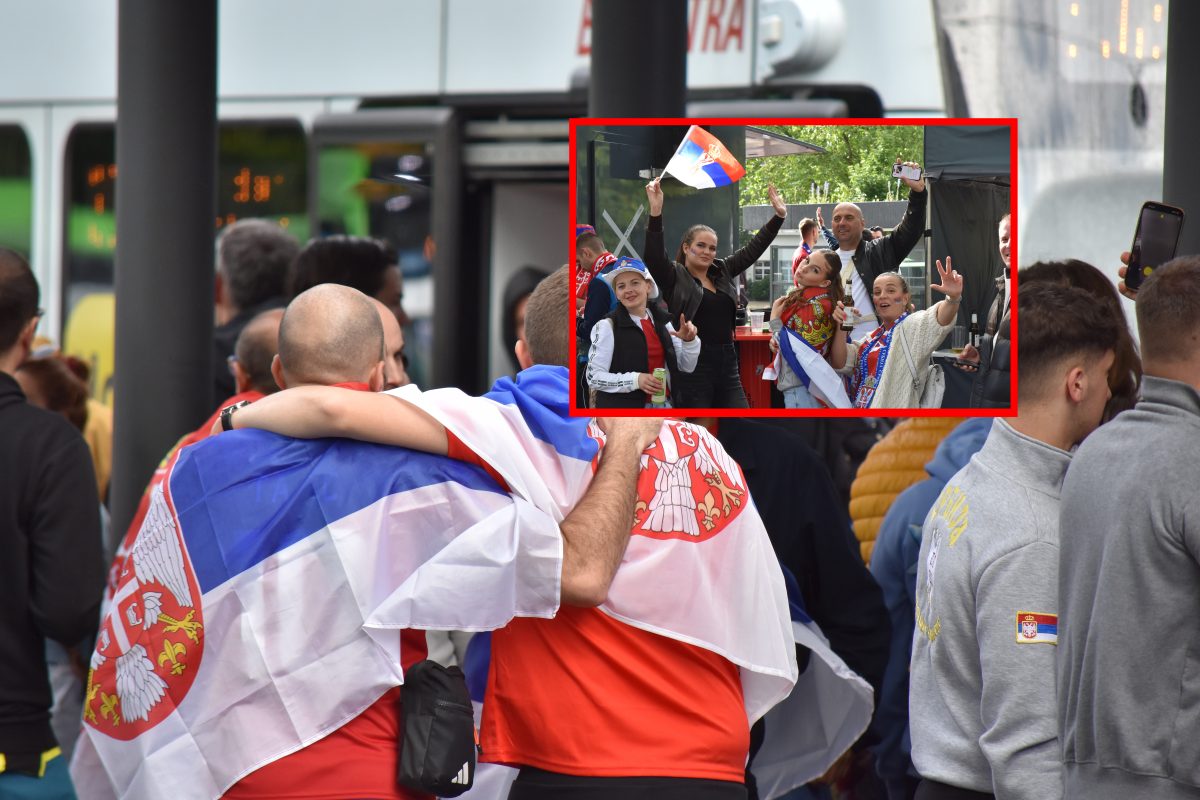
[314,138,435,388]
[61,120,308,402]
[0,125,33,258]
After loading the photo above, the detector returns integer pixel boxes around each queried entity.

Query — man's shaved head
[831,202,865,250]
[370,297,407,389]
[234,308,284,395]
[277,284,384,386]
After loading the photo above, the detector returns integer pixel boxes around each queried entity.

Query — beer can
[651,367,667,405]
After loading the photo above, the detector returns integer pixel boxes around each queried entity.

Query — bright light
[1068,43,1078,58]
[1069,2,1079,15]
[1154,4,1163,22]
[1135,27,1144,59]
[1152,45,1161,60]
[1119,0,1129,54]
[1101,39,1111,58]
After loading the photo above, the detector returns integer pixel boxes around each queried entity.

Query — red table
[734,327,775,409]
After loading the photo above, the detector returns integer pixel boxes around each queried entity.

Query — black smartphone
[1125,201,1185,291]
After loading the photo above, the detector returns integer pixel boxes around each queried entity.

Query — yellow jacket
[849,417,964,564]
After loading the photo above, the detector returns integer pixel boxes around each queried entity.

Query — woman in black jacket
[642,177,788,408]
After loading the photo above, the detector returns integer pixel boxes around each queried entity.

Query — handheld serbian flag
[762,326,852,409]
[663,125,746,189]
[70,433,564,799]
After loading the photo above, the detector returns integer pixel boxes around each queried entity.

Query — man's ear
[368,360,385,393]
[270,354,287,391]
[1065,364,1087,404]
[515,339,534,371]
[214,272,225,306]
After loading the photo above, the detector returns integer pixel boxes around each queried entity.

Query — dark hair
[1136,255,1200,367]
[674,224,718,267]
[16,357,89,431]
[1022,259,1141,419]
[217,219,299,311]
[523,266,570,368]
[870,226,884,234]
[234,310,283,395]
[502,266,551,372]
[781,250,844,320]
[0,249,38,353]
[1016,279,1121,403]
[288,235,398,300]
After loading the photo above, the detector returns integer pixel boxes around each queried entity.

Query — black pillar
[1164,1,1200,256]
[589,0,687,117]
[112,1,217,535]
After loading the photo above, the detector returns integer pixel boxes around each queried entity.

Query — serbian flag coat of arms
[70,433,565,799]
[663,125,746,189]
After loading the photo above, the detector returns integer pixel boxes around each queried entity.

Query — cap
[599,257,659,300]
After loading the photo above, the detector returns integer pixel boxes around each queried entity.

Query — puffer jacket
[848,416,964,564]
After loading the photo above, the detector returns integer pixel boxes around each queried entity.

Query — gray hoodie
[910,419,1067,799]
[1058,376,1200,799]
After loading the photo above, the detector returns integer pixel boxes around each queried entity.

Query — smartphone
[891,163,922,181]
[1126,201,1185,291]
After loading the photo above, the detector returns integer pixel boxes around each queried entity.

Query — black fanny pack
[397,659,478,797]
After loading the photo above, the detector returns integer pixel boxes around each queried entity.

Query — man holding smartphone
[1058,256,1200,799]
[827,161,927,339]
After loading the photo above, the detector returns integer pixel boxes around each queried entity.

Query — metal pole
[1164,0,1200,256]
[589,0,687,117]
[111,0,217,535]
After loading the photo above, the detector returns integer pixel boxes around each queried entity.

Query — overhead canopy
[924,126,1011,182]
[745,126,825,158]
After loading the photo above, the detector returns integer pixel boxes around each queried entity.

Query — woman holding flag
[643,169,788,409]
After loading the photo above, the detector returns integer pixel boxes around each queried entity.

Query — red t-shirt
[481,605,748,782]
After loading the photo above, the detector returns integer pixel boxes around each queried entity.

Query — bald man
[827,162,927,338]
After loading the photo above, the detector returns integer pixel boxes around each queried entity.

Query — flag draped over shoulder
[71,433,563,800]
[762,326,852,409]
[663,125,746,189]
[396,365,796,722]
[400,366,872,797]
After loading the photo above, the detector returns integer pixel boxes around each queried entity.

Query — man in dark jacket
[0,249,105,795]
[829,164,928,339]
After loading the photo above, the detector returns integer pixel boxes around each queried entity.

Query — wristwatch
[219,399,252,432]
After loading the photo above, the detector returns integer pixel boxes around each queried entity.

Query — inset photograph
[572,121,1014,414]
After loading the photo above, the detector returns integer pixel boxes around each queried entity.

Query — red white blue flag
[663,125,746,189]
[70,434,564,799]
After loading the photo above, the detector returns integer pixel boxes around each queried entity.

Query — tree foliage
[740,125,925,207]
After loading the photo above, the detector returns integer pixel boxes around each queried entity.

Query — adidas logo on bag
[450,761,471,785]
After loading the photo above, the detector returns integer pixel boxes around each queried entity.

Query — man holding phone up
[825,161,927,339]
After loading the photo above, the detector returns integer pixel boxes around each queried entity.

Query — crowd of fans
[4,196,1198,800]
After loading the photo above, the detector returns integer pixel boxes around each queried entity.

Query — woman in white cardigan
[835,259,962,408]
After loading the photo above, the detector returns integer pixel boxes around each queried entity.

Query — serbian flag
[663,125,746,189]
[70,433,564,799]
[762,327,852,409]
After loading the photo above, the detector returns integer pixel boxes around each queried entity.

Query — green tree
[740,125,925,207]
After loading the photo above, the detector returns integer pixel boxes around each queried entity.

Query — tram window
[315,140,434,388]
[0,125,33,258]
[62,120,308,403]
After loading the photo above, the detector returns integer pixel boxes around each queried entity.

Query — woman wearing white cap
[586,257,699,409]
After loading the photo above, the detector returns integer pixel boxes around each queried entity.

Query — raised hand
[1117,251,1137,300]
[900,160,926,193]
[671,313,698,342]
[645,177,664,217]
[932,257,964,299]
[768,184,787,218]
[816,206,825,228]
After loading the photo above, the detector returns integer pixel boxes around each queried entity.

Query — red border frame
[569,117,1018,420]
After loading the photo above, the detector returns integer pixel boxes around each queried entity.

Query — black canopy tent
[924,125,1012,330]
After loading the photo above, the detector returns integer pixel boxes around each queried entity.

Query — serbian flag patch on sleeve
[1016,611,1058,644]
